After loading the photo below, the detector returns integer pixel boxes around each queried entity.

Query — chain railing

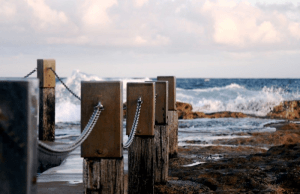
[48,67,81,101]
[38,102,104,154]
[124,97,142,149]
[24,66,142,150]
[24,68,37,78]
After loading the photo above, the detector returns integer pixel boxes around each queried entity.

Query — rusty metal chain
[124,97,142,149]
[48,67,81,101]
[38,102,104,153]
[24,68,37,78]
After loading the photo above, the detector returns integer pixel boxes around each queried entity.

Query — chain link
[124,97,142,149]
[48,67,81,101]
[24,68,37,78]
[38,102,104,153]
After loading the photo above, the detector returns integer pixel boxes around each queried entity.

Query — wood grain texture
[168,110,178,158]
[37,59,56,88]
[81,81,123,158]
[128,136,154,194]
[157,76,176,111]
[126,83,155,136]
[154,125,169,184]
[39,88,55,141]
[83,158,124,194]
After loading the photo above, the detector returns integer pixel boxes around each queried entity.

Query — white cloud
[289,22,300,39]
[134,0,148,7]
[1,0,300,51]
[135,36,147,45]
[202,0,286,47]
[25,0,68,30]
[0,0,16,19]
[47,36,89,45]
[81,0,118,28]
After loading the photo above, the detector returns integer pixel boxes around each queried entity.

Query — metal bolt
[97,150,103,154]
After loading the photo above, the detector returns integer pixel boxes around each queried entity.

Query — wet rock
[267,100,300,120]
[176,101,248,119]
[156,143,300,193]
[213,122,300,147]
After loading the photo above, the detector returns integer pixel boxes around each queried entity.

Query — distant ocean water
[55,70,300,123]
[176,78,300,116]
[53,70,299,145]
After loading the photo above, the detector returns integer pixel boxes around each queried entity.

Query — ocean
[54,70,300,144]
[37,70,300,183]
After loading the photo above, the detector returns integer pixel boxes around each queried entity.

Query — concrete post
[153,81,169,184]
[127,82,155,194]
[37,59,56,141]
[157,76,178,158]
[81,81,124,194]
[0,79,39,194]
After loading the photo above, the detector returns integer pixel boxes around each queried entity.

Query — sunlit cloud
[1,0,300,77]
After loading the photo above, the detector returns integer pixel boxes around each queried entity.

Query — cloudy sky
[1,0,300,78]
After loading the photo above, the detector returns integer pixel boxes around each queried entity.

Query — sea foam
[55,70,151,123]
[55,71,300,123]
[177,83,299,116]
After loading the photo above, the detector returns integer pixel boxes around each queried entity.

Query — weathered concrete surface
[81,81,123,158]
[126,82,155,136]
[37,182,84,194]
[168,110,178,158]
[0,79,39,194]
[128,136,154,194]
[154,125,169,184]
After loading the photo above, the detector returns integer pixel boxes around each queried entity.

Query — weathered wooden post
[37,59,56,141]
[153,81,169,184]
[127,82,155,194]
[81,81,124,194]
[0,79,39,194]
[157,76,178,158]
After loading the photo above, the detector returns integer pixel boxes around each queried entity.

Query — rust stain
[0,110,7,121]
[32,176,37,184]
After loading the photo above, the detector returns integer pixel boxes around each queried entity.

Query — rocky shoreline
[154,101,300,193]
[176,100,300,120]
[155,122,300,193]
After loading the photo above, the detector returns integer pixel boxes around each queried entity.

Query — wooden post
[157,76,178,158]
[127,82,155,194]
[81,81,124,194]
[37,59,56,141]
[153,81,169,184]
[0,79,39,194]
